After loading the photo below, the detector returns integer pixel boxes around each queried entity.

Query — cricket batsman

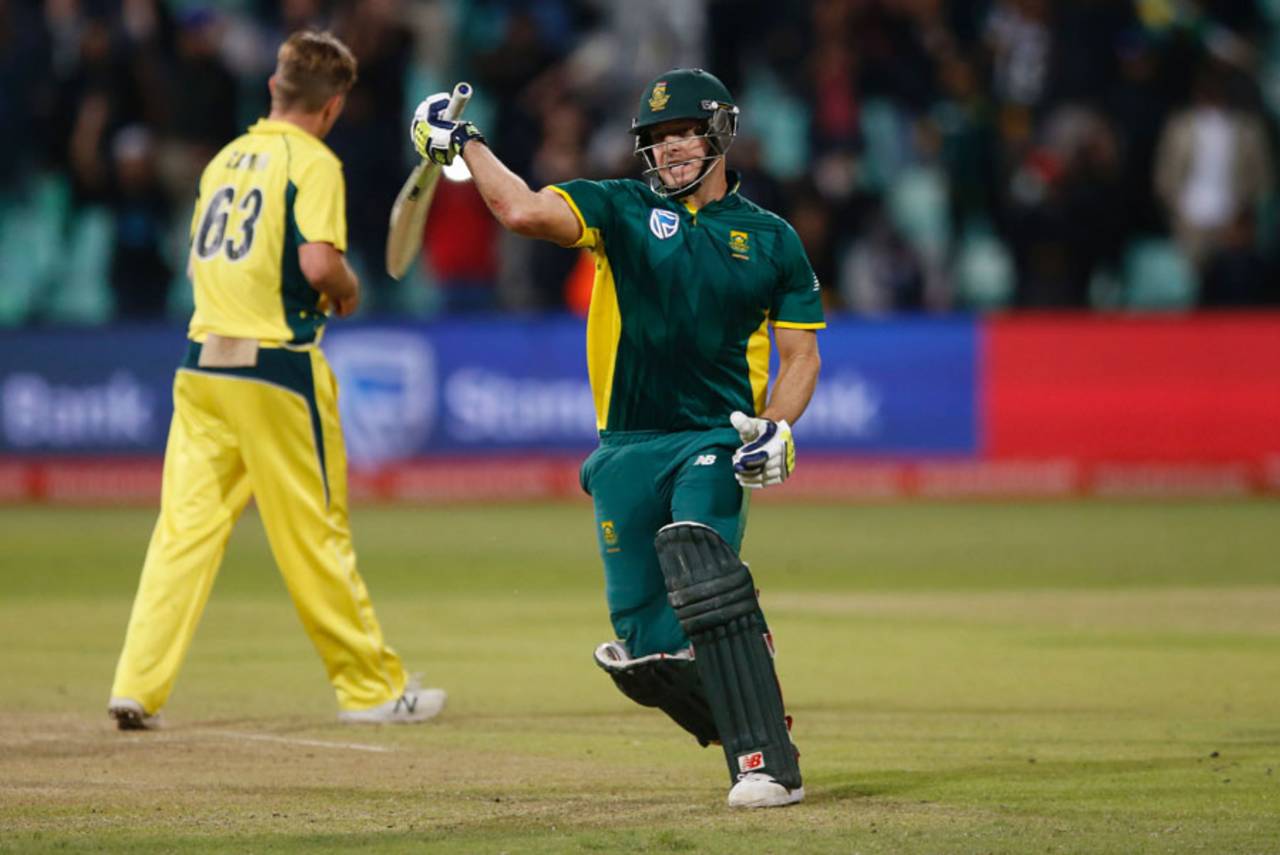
[411,68,823,807]
[108,31,444,729]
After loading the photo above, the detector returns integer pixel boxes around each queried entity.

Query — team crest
[601,520,619,548]
[649,208,680,240]
[648,81,670,112]
[729,229,750,259]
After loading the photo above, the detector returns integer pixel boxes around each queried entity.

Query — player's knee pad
[593,642,718,746]
[654,521,801,789]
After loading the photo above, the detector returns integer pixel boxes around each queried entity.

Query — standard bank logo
[1,371,155,449]
[649,208,680,240]
[326,331,436,464]
[802,372,882,440]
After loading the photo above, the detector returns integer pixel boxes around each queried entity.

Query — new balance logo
[738,751,766,773]
[694,454,717,466]
[393,694,417,714]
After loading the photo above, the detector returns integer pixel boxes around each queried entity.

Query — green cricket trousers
[580,428,749,657]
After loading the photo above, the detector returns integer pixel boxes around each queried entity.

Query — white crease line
[204,730,392,753]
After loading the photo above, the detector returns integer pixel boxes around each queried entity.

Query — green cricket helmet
[630,68,740,198]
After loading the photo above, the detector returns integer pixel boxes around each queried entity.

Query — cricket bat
[385,81,472,280]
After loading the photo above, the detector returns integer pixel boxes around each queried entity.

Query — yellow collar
[249,118,321,142]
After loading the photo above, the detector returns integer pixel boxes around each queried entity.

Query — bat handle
[444,82,472,122]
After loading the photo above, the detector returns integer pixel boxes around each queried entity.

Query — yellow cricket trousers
[110,341,407,714]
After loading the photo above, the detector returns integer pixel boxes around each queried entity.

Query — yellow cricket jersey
[187,119,347,346]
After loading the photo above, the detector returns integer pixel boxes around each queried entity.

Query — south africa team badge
[649,208,680,240]
[648,81,670,111]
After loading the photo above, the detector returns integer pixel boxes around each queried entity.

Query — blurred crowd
[3,0,1280,324]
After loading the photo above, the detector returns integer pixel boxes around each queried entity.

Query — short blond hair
[272,30,358,112]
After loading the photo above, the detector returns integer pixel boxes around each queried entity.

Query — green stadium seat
[954,228,1015,310]
[738,69,810,181]
[1122,238,1198,310]
[0,200,39,326]
[0,174,72,326]
[166,270,194,320]
[49,206,115,325]
[1088,267,1127,310]
[1262,36,1280,120]
[888,165,950,260]
[165,214,195,321]
[858,98,907,191]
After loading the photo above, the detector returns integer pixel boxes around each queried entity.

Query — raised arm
[461,141,583,247]
[410,91,582,247]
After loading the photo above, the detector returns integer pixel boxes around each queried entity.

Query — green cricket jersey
[550,172,825,433]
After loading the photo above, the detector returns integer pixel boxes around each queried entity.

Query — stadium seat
[164,215,195,320]
[165,270,194,320]
[858,98,909,191]
[888,165,950,260]
[48,206,115,325]
[1122,238,1198,310]
[0,199,39,326]
[1088,267,1127,310]
[954,228,1015,310]
[0,175,71,325]
[739,69,810,181]
[1262,36,1280,120]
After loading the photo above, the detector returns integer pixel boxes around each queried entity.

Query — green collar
[679,170,743,215]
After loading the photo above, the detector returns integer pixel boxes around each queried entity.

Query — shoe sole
[338,711,443,724]
[728,785,805,808]
[338,691,447,725]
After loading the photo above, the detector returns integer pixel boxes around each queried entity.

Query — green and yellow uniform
[111,119,407,715]
[551,172,825,656]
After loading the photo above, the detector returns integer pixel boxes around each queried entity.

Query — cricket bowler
[411,68,823,807]
[108,31,444,729]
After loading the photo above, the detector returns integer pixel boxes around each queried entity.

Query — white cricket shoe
[338,681,446,725]
[108,697,162,731]
[727,773,805,808]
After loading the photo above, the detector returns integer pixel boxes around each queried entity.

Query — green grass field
[2,500,1279,853]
